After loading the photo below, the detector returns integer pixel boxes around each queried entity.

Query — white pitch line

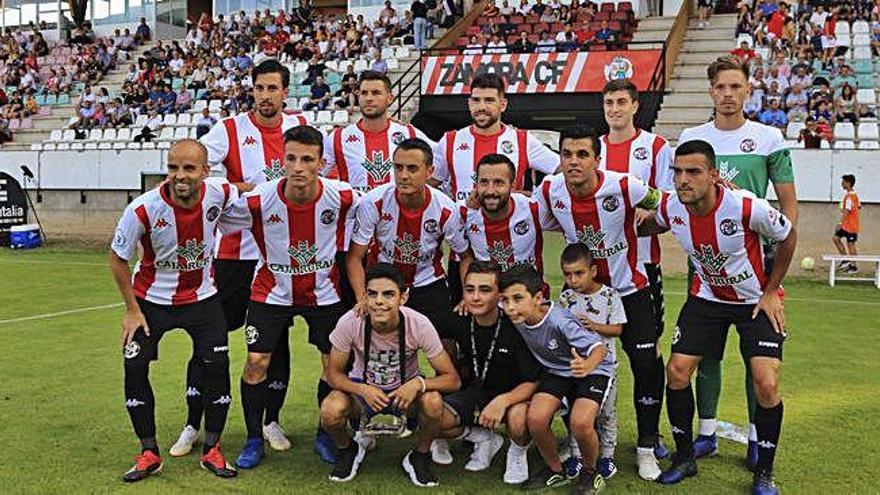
[664,290,880,307]
[0,303,123,325]
[0,258,107,267]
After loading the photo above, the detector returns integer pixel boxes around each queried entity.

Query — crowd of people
[728,0,880,145]
[460,0,635,54]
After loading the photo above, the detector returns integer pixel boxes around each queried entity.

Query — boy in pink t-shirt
[321,263,461,487]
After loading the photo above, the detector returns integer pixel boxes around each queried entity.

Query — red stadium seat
[609,21,622,31]
[511,15,524,24]
[613,11,630,21]
[528,34,540,44]
[526,14,539,23]
[596,11,611,21]
[467,26,481,36]
[600,3,615,12]
[519,23,533,33]
[457,36,469,47]
[477,16,489,25]
[618,2,633,11]
[591,43,607,51]
[534,22,550,33]
[551,22,566,32]
[577,11,593,22]
[507,35,519,44]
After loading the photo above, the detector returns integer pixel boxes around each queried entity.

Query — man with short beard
[322,70,433,193]
[194,60,310,462]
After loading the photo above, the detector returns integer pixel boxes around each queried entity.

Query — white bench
[821,254,880,288]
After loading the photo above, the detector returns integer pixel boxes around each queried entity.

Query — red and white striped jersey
[599,129,674,266]
[111,178,237,306]
[220,177,358,307]
[656,187,792,304]
[462,193,544,276]
[537,170,660,296]
[352,184,469,288]
[201,111,309,261]
[434,124,560,201]
[322,119,434,192]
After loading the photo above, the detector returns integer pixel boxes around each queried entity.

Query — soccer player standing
[832,174,860,272]
[599,79,674,351]
[678,56,798,467]
[648,140,795,495]
[535,126,666,480]
[322,70,434,193]
[346,138,472,342]
[109,140,237,482]
[192,59,310,458]
[219,126,357,469]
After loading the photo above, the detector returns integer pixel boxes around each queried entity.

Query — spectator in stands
[135,17,152,43]
[158,84,177,114]
[798,117,826,148]
[786,84,809,122]
[333,77,358,111]
[836,83,859,124]
[91,102,108,128]
[531,0,547,17]
[511,31,535,54]
[766,80,784,104]
[760,98,788,129]
[765,65,789,92]
[169,52,185,75]
[76,99,97,129]
[499,0,515,17]
[304,75,332,111]
[697,0,713,28]
[832,65,857,90]
[731,40,757,63]
[195,107,217,139]
[303,54,325,85]
[595,20,617,47]
[412,0,429,49]
[464,35,484,54]
[108,98,132,128]
[790,65,813,89]
[813,98,834,125]
[176,86,193,113]
[536,31,556,53]
[486,33,507,54]
[745,83,765,121]
[556,24,574,44]
[0,117,11,144]
[484,1,500,17]
[371,51,389,73]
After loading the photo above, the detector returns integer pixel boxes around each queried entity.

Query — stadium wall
[0,150,876,273]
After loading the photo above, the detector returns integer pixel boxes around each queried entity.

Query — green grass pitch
[0,238,878,494]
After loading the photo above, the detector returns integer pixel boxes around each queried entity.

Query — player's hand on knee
[359,383,391,412]
[570,348,590,378]
[389,379,420,411]
[478,396,508,430]
[120,308,149,346]
[753,290,785,334]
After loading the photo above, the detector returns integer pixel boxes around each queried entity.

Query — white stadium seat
[156,141,171,149]
[853,34,871,47]
[784,139,801,149]
[386,58,400,70]
[294,62,308,73]
[785,122,804,140]
[176,113,191,126]
[55,142,70,150]
[208,100,223,112]
[173,127,189,140]
[42,143,56,151]
[159,127,175,141]
[382,47,396,60]
[163,114,177,126]
[854,46,872,60]
[127,142,141,150]
[88,129,103,141]
[116,128,132,141]
[135,114,148,127]
[853,20,870,34]
[84,142,98,150]
[316,110,332,124]
[836,21,850,36]
[102,129,117,141]
[834,140,855,149]
[98,142,112,150]
[300,110,315,123]
[189,127,198,139]
[142,142,158,149]
[820,140,831,149]
[858,122,879,140]
[62,129,76,141]
[857,140,880,149]
[49,130,63,141]
[395,47,411,59]
[834,123,855,140]
[332,110,348,125]
[324,60,338,72]
[71,142,84,150]
[30,143,43,151]
[193,100,208,113]
[113,141,127,150]
[320,124,334,135]
[857,88,876,105]
[354,59,368,72]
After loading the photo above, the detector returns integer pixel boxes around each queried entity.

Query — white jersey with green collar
[678,120,794,199]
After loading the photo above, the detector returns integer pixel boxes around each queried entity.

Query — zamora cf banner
[421,50,662,95]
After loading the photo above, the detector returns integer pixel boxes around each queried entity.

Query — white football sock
[699,418,717,436]
[749,423,758,442]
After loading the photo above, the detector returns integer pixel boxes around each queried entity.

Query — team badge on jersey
[206,205,221,222]
[363,151,393,183]
[720,219,738,236]
[740,138,757,153]
[112,228,126,249]
[602,196,619,212]
[263,159,285,181]
[423,219,439,234]
[245,325,259,345]
[391,131,406,145]
[124,341,141,359]
[501,140,514,154]
[514,220,530,235]
[632,146,648,160]
[488,241,515,270]
[320,209,337,225]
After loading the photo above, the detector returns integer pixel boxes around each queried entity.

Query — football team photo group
[107,56,795,495]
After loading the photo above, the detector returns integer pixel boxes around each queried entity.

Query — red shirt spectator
[731,42,757,63]
[768,11,785,39]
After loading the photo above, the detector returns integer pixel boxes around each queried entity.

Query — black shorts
[835,229,858,243]
[443,385,494,427]
[620,288,660,360]
[697,0,713,7]
[129,296,228,362]
[336,251,357,309]
[536,373,610,406]
[447,259,463,305]
[244,300,348,354]
[672,296,785,362]
[214,258,257,332]
[407,278,462,340]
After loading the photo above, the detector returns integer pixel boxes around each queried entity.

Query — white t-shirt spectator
[486,40,507,54]
[536,38,556,53]
[169,57,184,73]
[809,11,828,28]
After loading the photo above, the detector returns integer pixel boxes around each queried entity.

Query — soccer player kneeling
[500,265,614,495]
[321,263,461,486]
[109,140,237,482]
[642,140,795,495]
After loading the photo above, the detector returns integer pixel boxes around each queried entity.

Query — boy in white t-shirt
[559,243,626,481]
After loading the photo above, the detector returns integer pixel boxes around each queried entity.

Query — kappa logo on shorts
[636,342,655,350]
[720,218,738,236]
[514,220,530,235]
[123,341,141,359]
[671,326,681,345]
[125,398,146,408]
[757,341,779,349]
[206,205,221,222]
[589,386,605,394]
[632,146,648,160]
[320,208,337,225]
[602,196,619,212]
[213,395,232,405]
[423,219,439,234]
[245,325,259,345]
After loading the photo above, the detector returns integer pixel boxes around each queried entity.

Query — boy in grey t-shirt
[499,265,612,493]
[559,243,627,481]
